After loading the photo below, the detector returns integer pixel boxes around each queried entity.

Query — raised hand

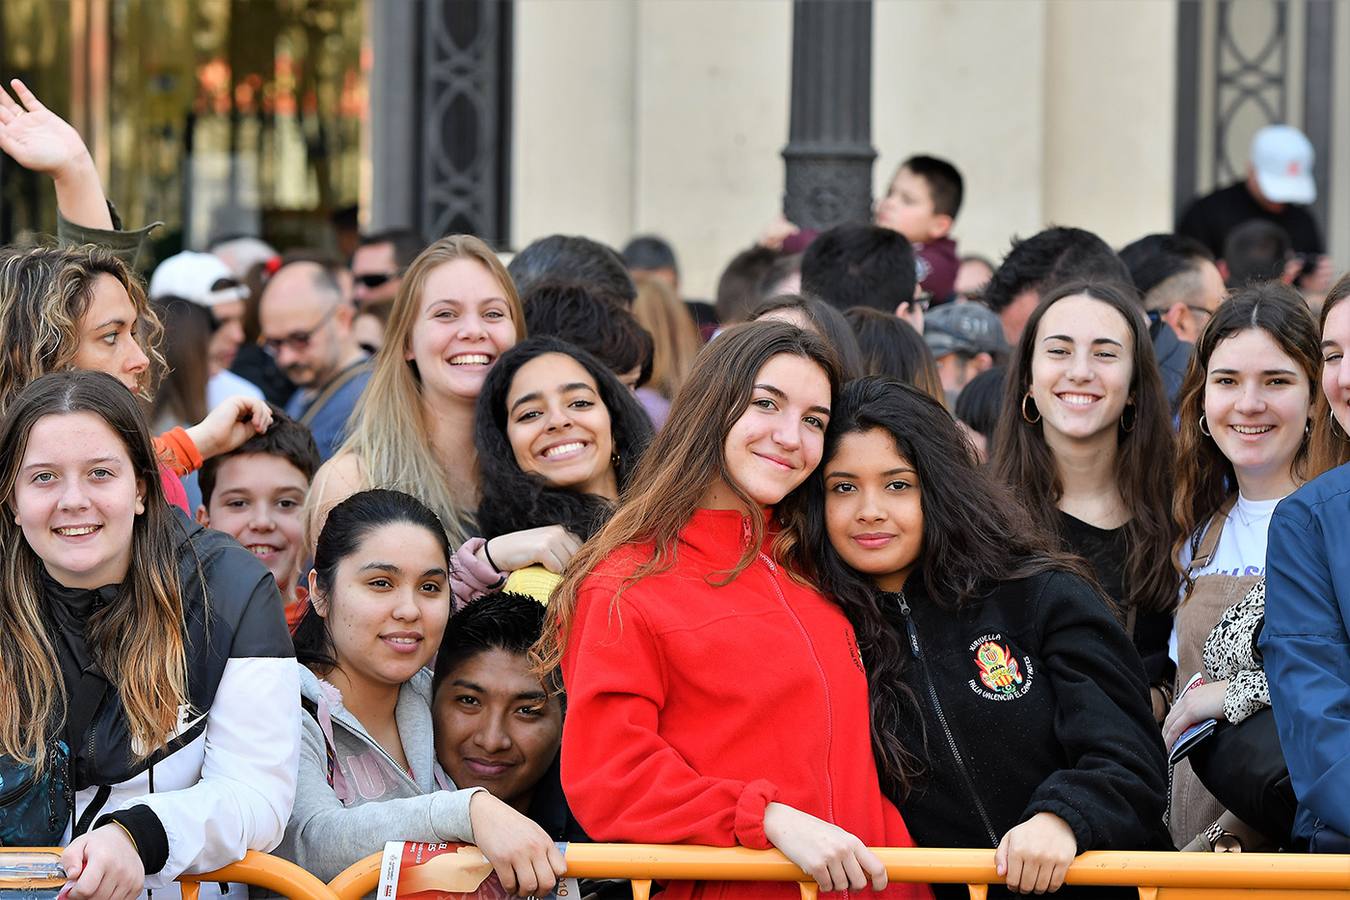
[0,78,112,228]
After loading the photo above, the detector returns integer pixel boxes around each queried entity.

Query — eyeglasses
[261,303,340,356]
[354,271,401,290]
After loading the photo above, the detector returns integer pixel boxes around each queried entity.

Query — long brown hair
[1311,272,1350,472]
[1172,281,1323,581]
[0,245,165,412]
[992,280,1177,614]
[336,235,525,544]
[534,321,842,671]
[631,275,701,400]
[0,371,188,771]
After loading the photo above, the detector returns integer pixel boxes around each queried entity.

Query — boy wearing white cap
[1177,124,1332,293]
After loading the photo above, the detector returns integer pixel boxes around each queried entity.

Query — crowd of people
[0,75,1347,900]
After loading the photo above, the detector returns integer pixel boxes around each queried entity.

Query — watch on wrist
[1204,821,1244,852]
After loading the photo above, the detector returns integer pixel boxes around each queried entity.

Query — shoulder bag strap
[1190,494,1240,570]
[298,360,370,428]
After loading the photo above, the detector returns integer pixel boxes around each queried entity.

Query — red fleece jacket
[561,508,929,900]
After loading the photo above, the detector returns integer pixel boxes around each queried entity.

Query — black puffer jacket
[878,570,1172,899]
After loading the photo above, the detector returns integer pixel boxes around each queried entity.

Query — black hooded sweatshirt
[876,570,1172,899]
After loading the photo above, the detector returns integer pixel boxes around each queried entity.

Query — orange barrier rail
[329,845,1350,900]
[182,850,339,900]
[1,849,338,900]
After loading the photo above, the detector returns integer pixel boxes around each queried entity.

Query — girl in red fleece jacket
[539,321,930,900]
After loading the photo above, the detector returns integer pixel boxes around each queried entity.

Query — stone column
[781,0,876,231]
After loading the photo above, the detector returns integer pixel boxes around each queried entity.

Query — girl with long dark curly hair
[467,336,654,599]
[783,377,1170,898]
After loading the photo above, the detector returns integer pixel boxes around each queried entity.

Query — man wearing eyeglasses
[259,259,372,460]
[350,228,424,353]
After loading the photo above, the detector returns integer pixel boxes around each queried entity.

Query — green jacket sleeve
[57,203,160,270]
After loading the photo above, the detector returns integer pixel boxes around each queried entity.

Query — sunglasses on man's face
[354,271,400,289]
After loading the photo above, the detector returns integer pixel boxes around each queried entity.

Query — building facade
[3,0,1346,300]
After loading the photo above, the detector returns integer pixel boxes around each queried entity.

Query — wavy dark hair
[781,376,1088,802]
[475,336,654,540]
[293,488,450,672]
[843,306,945,405]
[992,280,1177,615]
[1172,281,1323,583]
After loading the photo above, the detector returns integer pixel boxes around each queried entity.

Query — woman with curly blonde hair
[0,245,270,509]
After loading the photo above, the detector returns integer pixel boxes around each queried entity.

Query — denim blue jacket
[1262,462,1350,849]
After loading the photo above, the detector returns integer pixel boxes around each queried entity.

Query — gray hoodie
[277,664,482,882]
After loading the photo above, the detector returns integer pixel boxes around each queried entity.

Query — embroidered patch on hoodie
[967,634,1034,702]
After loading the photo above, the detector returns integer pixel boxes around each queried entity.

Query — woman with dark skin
[784,377,1170,897]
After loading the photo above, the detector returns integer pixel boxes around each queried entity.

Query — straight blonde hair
[338,235,524,543]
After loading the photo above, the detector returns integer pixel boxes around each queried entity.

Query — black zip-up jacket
[43,510,299,893]
[878,570,1171,899]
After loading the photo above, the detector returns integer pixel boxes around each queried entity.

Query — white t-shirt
[1168,492,1283,664]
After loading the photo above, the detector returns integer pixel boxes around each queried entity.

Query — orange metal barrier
[182,850,339,900]
[0,849,338,900]
[329,845,1350,900]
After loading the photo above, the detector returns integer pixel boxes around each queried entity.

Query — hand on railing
[467,791,568,897]
[762,802,888,893]
[993,812,1076,895]
[60,825,145,900]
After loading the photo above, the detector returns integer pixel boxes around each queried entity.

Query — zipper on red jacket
[752,533,839,827]
[894,590,999,847]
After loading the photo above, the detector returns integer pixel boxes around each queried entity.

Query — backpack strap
[298,361,370,428]
[300,694,352,805]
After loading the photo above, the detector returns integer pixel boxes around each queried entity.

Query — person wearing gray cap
[924,301,1008,406]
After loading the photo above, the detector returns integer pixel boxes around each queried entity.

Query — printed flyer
[377,841,579,900]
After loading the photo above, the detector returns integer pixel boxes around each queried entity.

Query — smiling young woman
[1260,272,1350,853]
[282,489,565,896]
[536,321,929,900]
[992,280,1179,722]
[0,371,297,900]
[467,336,653,599]
[782,377,1170,898]
[305,236,525,548]
[1163,282,1325,848]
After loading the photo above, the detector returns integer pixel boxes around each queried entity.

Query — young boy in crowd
[432,593,582,839]
[874,154,964,304]
[197,410,321,631]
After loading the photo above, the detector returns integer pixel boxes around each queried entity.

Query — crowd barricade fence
[325,844,1350,900]
[0,849,338,900]
[6,845,1347,900]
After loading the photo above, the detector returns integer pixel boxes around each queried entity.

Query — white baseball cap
[1250,125,1316,205]
[148,251,249,307]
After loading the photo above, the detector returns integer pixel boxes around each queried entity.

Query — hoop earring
[1120,403,1137,434]
[1199,414,1212,437]
[1332,411,1350,442]
[1021,393,1041,424]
